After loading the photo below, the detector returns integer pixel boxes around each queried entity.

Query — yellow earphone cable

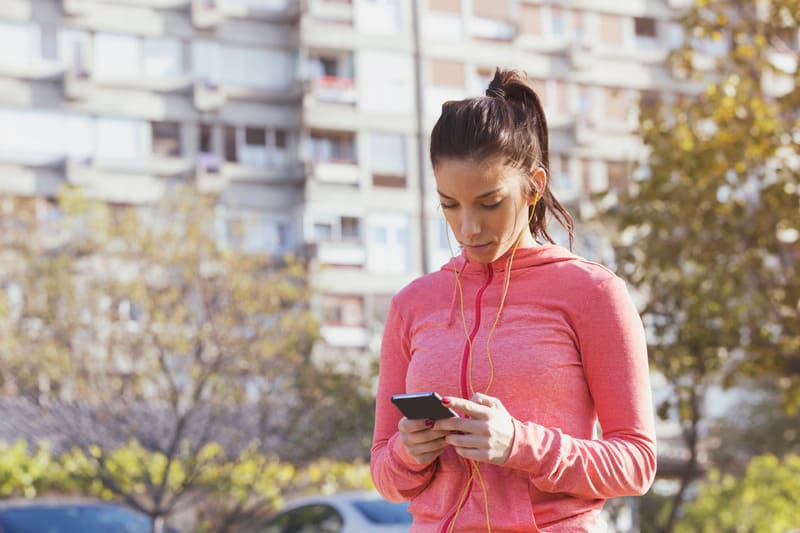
[443,194,539,533]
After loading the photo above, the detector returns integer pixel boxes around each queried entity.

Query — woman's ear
[527,167,547,205]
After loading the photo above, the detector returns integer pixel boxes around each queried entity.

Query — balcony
[306,0,353,25]
[191,0,226,29]
[569,42,593,70]
[309,76,357,104]
[62,0,89,16]
[64,158,169,204]
[573,115,595,146]
[310,161,359,185]
[0,60,65,81]
[194,81,227,111]
[222,161,305,185]
[320,324,369,348]
[467,17,515,41]
[316,240,366,267]
[63,70,92,100]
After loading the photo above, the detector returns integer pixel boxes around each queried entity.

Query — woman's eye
[482,200,502,209]
[440,203,457,209]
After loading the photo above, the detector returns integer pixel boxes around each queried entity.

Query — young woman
[370,68,656,532]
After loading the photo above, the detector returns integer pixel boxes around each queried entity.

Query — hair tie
[486,86,505,99]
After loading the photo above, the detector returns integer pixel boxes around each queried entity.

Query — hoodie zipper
[441,265,493,533]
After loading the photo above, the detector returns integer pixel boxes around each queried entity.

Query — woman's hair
[429,67,574,249]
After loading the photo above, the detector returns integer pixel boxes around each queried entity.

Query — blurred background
[0,0,797,531]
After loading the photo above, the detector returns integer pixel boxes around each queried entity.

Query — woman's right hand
[397,417,450,465]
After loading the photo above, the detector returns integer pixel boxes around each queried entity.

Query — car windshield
[0,504,153,533]
[351,499,413,525]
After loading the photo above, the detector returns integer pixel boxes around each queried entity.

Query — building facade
[0,0,693,359]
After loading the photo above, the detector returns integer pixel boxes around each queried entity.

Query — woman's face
[435,158,542,264]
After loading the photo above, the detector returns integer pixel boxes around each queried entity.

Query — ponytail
[431,67,574,249]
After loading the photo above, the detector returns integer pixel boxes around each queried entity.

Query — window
[603,87,629,122]
[245,127,266,146]
[520,5,542,36]
[556,80,568,114]
[224,126,237,162]
[0,22,40,66]
[143,37,182,77]
[368,214,412,274]
[321,295,364,326]
[552,155,571,191]
[151,121,181,158]
[275,130,288,149]
[550,7,565,36]
[370,132,406,188]
[94,33,140,78]
[309,132,356,163]
[314,221,333,242]
[428,0,460,13]
[634,17,657,39]
[199,123,213,153]
[341,216,361,240]
[639,90,660,114]
[607,161,629,191]
[95,118,148,160]
[430,59,465,88]
[473,0,510,20]
[58,29,90,76]
[598,13,623,46]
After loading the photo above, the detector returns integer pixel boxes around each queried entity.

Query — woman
[370,68,656,532]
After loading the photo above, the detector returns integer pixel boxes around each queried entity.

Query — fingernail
[425,419,434,427]
[441,397,450,404]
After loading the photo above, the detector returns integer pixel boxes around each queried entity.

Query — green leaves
[676,454,800,532]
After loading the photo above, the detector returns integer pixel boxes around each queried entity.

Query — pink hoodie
[371,244,656,532]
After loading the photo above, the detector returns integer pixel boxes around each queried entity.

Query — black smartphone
[391,392,457,420]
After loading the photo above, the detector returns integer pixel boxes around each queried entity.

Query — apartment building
[0,0,696,362]
[299,0,698,361]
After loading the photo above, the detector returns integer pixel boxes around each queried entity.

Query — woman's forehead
[435,159,525,191]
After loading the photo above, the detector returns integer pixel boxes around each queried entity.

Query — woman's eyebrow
[437,187,503,200]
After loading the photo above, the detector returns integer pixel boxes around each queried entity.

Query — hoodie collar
[441,243,575,276]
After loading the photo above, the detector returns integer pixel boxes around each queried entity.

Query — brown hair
[429,67,574,249]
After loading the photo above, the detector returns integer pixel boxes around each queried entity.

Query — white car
[258,491,412,533]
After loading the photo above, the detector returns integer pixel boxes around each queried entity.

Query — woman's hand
[434,393,516,465]
[397,417,450,466]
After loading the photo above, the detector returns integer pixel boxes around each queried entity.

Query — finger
[398,417,436,433]
[404,430,451,446]
[470,392,503,409]
[441,396,490,419]
[451,446,487,462]
[444,432,484,449]
[433,417,481,434]
[408,437,449,455]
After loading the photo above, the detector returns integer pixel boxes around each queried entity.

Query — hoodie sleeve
[370,298,438,502]
[503,275,657,498]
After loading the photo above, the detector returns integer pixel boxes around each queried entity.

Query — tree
[675,454,800,532]
[0,185,376,530]
[612,1,799,530]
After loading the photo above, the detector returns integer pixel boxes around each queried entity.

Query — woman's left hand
[434,393,516,465]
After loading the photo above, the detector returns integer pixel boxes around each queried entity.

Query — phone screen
[391,392,456,420]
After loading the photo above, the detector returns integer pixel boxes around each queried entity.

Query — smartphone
[391,392,457,420]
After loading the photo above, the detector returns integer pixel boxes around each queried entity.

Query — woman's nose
[460,212,481,238]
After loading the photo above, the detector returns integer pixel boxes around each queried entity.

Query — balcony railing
[316,240,366,267]
[310,160,359,184]
[309,76,357,104]
[320,324,369,348]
